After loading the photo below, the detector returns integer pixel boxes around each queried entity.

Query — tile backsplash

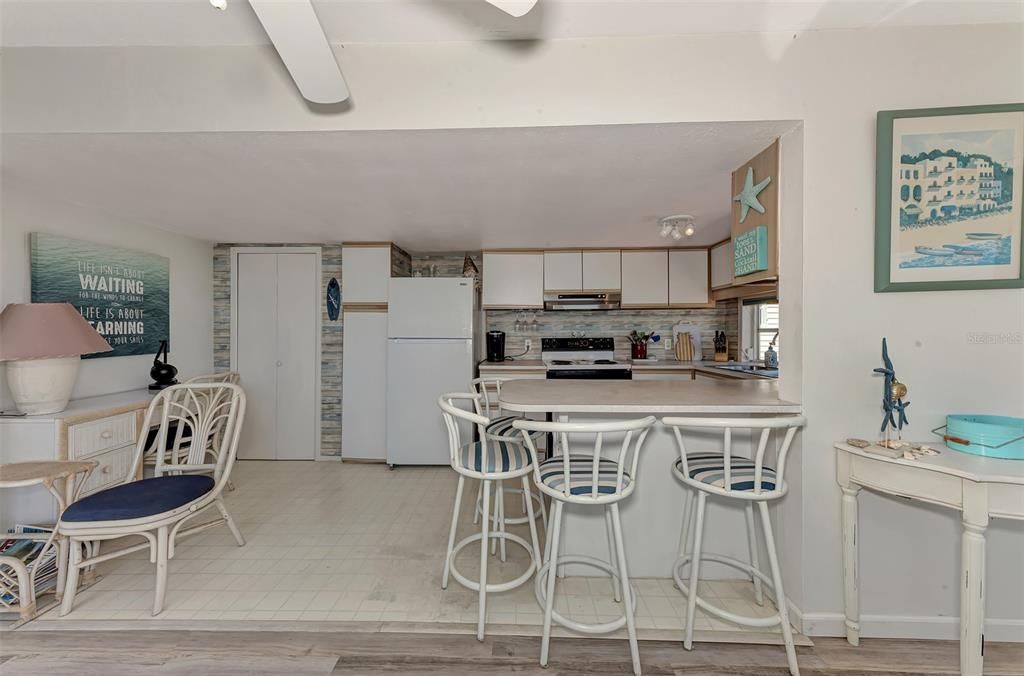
[486,305,739,361]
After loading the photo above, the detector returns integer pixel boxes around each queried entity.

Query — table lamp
[0,302,113,414]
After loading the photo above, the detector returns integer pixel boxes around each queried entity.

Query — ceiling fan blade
[248,0,349,104]
[484,0,539,18]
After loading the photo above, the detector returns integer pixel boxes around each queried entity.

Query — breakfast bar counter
[497,378,802,577]
[498,378,799,415]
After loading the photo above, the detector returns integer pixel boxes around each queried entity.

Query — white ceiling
[2,0,1020,47]
[1,121,798,249]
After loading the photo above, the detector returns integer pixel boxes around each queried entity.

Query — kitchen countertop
[479,357,773,379]
[498,378,800,414]
[478,359,546,370]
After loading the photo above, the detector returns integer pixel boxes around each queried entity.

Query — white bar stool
[469,377,547,555]
[663,415,806,676]
[516,415,657,676]
[438,393,542,641]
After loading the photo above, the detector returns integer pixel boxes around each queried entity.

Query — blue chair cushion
[145,420,193,452]
[484,415,543,440]
[538,455,630,496]
[460,439,532,474]
[677,453,777,491]
[61,475,215,523]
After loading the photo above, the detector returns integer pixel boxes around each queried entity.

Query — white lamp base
[6,356,81,415]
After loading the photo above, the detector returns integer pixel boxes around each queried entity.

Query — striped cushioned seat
[484,415,542,440]
[460,439,532,473]
[677,453,777,491]
[538,455,630,496]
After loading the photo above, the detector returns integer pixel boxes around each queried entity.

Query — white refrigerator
[386,278,480,467]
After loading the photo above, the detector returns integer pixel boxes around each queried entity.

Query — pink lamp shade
[0,302,113,361]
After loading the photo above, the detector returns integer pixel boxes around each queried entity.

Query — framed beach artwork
[875,103,1024,292]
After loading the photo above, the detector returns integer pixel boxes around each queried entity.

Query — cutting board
[674,332,694,361]
[672,322,702,361]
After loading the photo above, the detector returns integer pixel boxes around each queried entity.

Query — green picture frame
[875,103,1024,292]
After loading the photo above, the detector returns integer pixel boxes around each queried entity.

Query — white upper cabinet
[620,250,668,307]
[543,251,583,291]
[668,249,710,306]
[582,251,621,291]
[342,245,391,304]
[710,240,734,289]
[482,252,545,308]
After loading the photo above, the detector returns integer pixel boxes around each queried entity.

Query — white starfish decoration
[733,166,772,223]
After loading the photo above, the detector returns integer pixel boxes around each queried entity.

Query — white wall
[0,177,214,408]
[2,22,1022,637]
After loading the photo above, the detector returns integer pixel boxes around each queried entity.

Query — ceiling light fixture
[210,0,227,10]
[658,215,696,241]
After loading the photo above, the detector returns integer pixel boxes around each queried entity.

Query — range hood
[543,292,621,311]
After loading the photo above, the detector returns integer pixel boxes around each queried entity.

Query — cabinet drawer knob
[101,466,111,474]
[100,430,114,440]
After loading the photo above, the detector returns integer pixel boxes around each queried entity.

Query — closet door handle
[276,360,283,367]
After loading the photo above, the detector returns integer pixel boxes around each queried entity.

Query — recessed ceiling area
[1,121,798,249]
[2,0,1019,47]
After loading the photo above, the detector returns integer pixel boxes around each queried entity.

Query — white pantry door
[274,254,318,459]
[235,251,318,460]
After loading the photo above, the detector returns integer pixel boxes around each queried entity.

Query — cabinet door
[342,246,391,304]
[544,252,583,292]
[482,252,544,308]
[710,241,734,289]
[342,311,388,460]
[669,250,710,306]
[620,250,668,307]
[582,251,621,291]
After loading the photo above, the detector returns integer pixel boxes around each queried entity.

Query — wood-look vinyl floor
[1,630,1022,675]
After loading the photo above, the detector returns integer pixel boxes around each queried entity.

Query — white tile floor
[33,461,798,641]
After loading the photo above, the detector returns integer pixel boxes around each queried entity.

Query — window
[756,302,779,361]
[913,185,922,201]
[900,185,910,201]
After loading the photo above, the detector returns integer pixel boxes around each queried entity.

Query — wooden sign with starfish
[730,139,780,285]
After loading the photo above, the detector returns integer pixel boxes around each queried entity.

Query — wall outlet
[524,339,532,353]
[664,337,673,350]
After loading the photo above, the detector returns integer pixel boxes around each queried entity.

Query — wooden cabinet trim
[343,303,388,313]
[481,303,545,309]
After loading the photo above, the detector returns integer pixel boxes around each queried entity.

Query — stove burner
[552,360,572,365]
[594,359,615,365]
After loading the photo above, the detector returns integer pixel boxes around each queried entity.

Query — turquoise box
[943,415,1024,460]
[734,225,769,277]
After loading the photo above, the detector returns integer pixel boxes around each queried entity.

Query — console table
[0,390,153,531]
[835,441,1024,676]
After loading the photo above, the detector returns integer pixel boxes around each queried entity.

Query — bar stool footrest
[673,551,781,629]
[448,531,536,594]
[535,554,636,634]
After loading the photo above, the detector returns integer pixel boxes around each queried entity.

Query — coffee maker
[486,331,506,362]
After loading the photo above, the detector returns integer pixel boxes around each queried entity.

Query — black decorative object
[148,339,179,391]
[326,277,341,321]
